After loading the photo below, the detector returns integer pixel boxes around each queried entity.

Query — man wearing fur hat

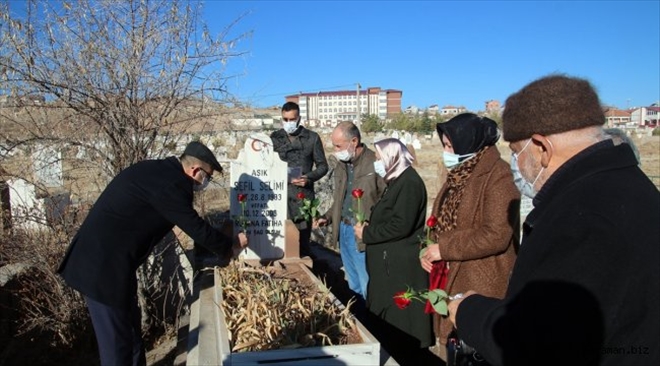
[447,74,659,365]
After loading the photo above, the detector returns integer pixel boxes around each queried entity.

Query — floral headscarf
[374,138,415,182]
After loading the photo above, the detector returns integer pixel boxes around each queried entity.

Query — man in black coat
[270,102,328,256]
[58,141,248,366]
[448,75,660,366]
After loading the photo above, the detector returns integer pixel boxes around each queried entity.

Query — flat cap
[183,141,223,173]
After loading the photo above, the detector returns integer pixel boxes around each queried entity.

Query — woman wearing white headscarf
[354,138,436,364]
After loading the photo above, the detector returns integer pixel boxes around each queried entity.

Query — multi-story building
[485,100,501,114]
[604,107,632,128]
[440,105,467,116]
[630,106,660,128]
[284,87,402,127]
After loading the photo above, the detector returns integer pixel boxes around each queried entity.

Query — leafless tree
[0,0,250,348]
[1,0,249,178]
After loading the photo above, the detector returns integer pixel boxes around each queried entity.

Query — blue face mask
[510,139,543,199]
[373,160,386,178]
[443,152,475,170]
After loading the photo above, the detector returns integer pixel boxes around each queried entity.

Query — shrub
[1,227,89,346]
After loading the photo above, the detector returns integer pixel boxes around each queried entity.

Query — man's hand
[353,222,367,240]
[225,232,249,259]
[448,290,477,327]
[237,232,248,248]
[291,175,308,187]
[313,217,328,229]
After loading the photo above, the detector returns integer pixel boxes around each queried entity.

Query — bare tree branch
[1,0,250,177]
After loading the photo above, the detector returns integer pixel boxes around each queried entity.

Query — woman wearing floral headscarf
[354,138,436,364]
[421,113,520,361]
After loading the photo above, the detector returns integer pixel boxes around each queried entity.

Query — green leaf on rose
[432,300,448,316]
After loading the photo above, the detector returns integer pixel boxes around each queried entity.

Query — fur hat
[502,74,605,142]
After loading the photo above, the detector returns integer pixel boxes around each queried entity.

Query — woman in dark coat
[354,138,436,365]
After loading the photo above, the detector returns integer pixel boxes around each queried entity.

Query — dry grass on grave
[216,259,363,353]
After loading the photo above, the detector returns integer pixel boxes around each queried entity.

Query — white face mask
[283,120,299,134]
[334,149,351,162]
[373,160,386,178]
[510,139,543,199]
[193,170,210,192]
[334,143,355,162]
[443,152,475,170]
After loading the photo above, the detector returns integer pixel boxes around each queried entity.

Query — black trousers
[299,226,312,257]
[85,295,146,366]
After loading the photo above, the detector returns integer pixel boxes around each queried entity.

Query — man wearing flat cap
[447,75,659,365]
[58,141,248,366]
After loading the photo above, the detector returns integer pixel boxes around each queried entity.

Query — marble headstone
[230,133,287,260]
[7,179,47,230]
[33,144,63,188]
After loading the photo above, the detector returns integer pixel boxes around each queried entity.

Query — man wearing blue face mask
[270,102,328,257]
[58,141,248,366]
[448,74,660,366]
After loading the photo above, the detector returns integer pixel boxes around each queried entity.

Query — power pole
[356,83,361,127]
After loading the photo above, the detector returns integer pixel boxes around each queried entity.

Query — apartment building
[485,100,501,114]
[284,87,402,127]
[604,107,632,128]
[440,105,467,116]
[630,106,660,127]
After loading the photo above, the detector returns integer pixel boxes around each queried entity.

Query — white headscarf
[374,138,414,182]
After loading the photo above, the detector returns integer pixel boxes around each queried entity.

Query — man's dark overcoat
[58,157,232,310]
[457,142,660,365]
[270,127,328,228]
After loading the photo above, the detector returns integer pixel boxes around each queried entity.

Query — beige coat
[431,146,520,344]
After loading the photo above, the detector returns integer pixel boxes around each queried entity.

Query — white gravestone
[402,132,412,145]
[230,133,287,260]
[7,179,47,230]
[33,144,63,188]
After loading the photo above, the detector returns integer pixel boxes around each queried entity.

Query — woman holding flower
[353,138,435,364]
[420,113,520,361]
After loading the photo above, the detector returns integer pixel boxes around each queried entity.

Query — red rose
[237,193,248,202]
[393,291,411,309]
[426,215,438,228]
[296,192,305,200]
[351,188,364,199]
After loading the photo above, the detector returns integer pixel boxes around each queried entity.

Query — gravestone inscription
[230,133,288,260]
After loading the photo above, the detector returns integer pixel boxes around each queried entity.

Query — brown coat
[431,146,520,345]
[323,145,386,251]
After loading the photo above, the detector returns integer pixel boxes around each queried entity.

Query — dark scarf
[436,114,500,157]
[424,147,488,313]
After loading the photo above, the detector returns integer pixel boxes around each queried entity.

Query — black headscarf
[436,113,500,157]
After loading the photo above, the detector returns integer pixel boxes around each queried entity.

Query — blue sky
[208,0,659,112]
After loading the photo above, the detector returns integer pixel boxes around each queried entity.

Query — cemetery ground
[0,133,658,366]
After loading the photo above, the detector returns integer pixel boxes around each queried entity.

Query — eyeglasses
[198,167,213,181]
